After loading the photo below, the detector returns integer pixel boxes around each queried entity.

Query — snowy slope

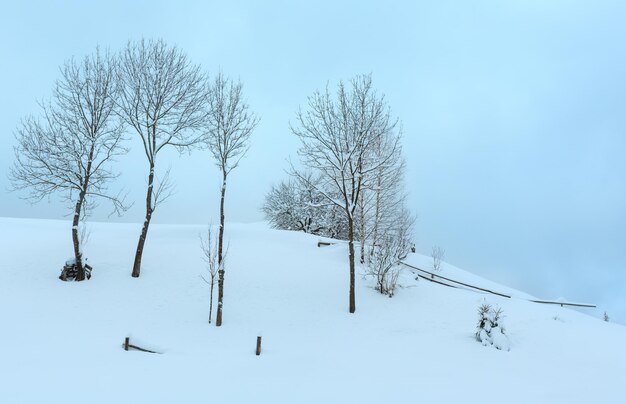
[0,217,624,403]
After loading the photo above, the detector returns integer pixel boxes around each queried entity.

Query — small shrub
[476,302,510,351]
[431,245,444,272]
[366,232,411,298]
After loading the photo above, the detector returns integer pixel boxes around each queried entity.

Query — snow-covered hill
[0,217,623,403]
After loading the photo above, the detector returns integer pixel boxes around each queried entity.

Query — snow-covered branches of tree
[202,71,259,327]
[262,172,348,239]
[365,206,414,296]
[116,38,209,278]
[10,47,129,281]
[288,73,413,312]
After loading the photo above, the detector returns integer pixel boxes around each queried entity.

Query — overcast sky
[1,0,624,323]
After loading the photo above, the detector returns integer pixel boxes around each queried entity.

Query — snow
[0,217,624,403]
[64,257,88,266]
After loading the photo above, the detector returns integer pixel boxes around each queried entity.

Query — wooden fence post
[124,337,130,351]
[256,336,262,356]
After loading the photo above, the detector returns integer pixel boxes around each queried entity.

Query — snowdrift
[0,217,624,403]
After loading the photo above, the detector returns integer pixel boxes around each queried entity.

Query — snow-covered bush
[366,235,404,297]
[365,209,413,297]
[476,302,510,351]
[262,174,348,239]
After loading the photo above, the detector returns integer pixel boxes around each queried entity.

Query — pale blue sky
[1,1,625,322]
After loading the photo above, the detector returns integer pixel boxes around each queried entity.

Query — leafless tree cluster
[12,41,419,324]
[10,40,258,307]
[290,74,414,312]
[10,48,128,281]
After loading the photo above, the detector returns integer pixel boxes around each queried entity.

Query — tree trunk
[132,165,155,278]
[71,196,85,281]
[215,172,227,326]
[208,277,215,324]
[359,192,366,264]
[371,172,382,257]
[73,149,93,282]
[348,214,356,313]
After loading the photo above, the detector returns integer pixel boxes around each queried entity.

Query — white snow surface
[0,217,624,403]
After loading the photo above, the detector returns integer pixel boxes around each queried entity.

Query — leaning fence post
[256,336,262,356]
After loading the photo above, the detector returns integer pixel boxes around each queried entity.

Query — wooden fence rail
[400,261,511,298]
[400,261,595,308]
[123,337,160,354]
[529,299,596,308]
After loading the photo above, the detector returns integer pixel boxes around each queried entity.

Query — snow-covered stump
[59,258,92,281]
[317,241,334,247]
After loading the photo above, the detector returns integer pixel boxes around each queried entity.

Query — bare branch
[203,71,259,177]
[152,167,175,210]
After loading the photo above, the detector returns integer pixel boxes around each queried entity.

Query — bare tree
[200,226,222,324]
[203,72,259,326]
[117,38,208,278]
[9,48,128,281]
[431,245,445,272]
[291,74,400,313]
